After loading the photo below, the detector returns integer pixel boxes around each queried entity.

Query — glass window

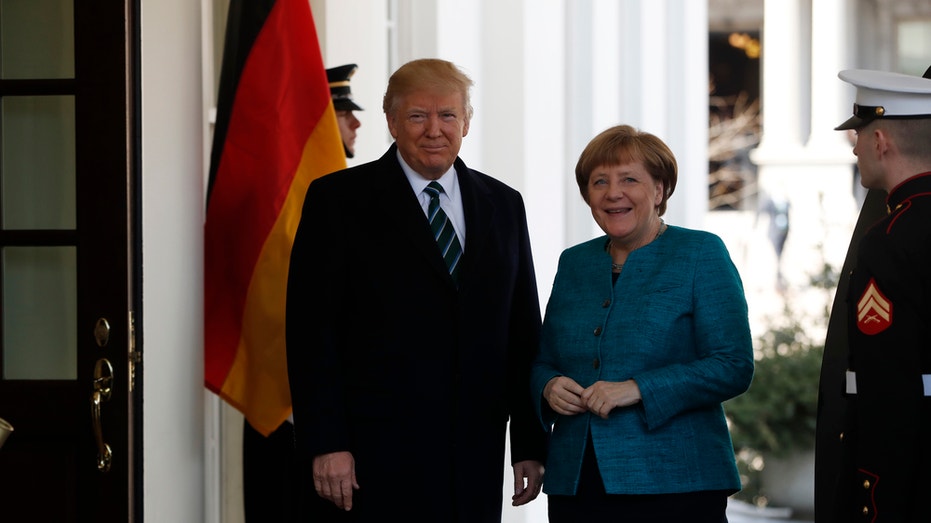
[1,96,77,230]
[897,19,931,76]
[0,0,75,79]
[2,246,77,380]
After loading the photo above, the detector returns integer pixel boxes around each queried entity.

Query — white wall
[311,0,393,165]
[142,0,206,522]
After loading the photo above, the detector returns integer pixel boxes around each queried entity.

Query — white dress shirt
[397,151,467,249]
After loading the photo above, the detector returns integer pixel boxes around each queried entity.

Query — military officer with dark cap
[818,65,931,522]
[327,63,363,158]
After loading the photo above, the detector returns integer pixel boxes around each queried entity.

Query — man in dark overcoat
[286,58,547,522]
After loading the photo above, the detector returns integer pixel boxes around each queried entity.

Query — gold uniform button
[862,480,870,489]
[862,506,869,515]
[838,432,844,442]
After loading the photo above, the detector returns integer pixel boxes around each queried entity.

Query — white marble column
[807,0,854,151]
[754,0,804,156]
[664,0,710,231]
[751,0,859,307]
[311,0,392,166]
[590,0,708,232]
[801,0,858,299]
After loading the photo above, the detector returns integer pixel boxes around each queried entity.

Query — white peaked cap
[835,69,931,130]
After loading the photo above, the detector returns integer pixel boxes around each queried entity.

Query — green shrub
[725,317,823,506]
[726,320,822,456]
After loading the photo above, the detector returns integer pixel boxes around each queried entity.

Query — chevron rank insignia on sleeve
[857,278,892,335]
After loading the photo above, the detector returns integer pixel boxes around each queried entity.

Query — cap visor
[835,115,865,131]
[334,100,364,112]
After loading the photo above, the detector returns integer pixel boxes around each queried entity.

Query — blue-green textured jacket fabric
[530,225,754,496]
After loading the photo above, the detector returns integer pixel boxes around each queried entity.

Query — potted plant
[725,315,823,513]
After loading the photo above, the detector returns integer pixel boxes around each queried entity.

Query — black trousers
[548,436,729,523]
[243,420,300,522]
[244,420,353,522]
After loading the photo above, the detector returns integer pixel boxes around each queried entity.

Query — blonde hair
[382,59,474,121]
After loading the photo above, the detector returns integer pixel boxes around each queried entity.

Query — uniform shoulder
[889,194,931,239]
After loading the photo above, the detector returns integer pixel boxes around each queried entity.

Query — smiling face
[575,125,677,220]
[386,89,470,180]
[587,161,664,246]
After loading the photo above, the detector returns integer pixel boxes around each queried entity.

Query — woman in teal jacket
[531,125,754,522]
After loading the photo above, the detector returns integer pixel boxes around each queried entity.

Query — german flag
[204,0,346,436]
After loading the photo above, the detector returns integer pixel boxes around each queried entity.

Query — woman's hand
[543,376,587,416]
[582,379,642,419]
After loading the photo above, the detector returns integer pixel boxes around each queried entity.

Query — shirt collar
[396,149,459,197]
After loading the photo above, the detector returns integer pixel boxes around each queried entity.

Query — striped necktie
[424,181,463,282]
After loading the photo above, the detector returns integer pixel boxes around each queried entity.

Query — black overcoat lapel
[454,156,494,289]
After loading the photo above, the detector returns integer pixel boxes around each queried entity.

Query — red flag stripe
[204,0,344,434]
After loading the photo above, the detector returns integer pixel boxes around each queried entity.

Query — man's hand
[313,451,360,511]
[511,460,544,506]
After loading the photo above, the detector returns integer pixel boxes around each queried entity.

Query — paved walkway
[727,499,813,522]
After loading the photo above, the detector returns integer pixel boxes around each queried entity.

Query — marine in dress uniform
[824,66,931,522]
[815,189,886,523]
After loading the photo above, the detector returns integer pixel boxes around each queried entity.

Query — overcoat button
[838,432,844,442]
[862,480,870,489]
[862,507,869,515]
[594,327,602,336]
[593,359,600,369]
[601,299,611,308]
